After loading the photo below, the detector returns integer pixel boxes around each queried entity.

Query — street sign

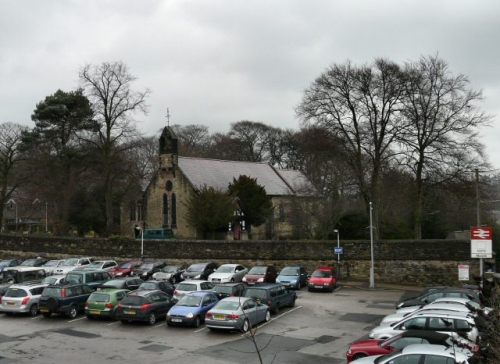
[470,226,493,258]
[458,264,470,281]
[334,247,343,254]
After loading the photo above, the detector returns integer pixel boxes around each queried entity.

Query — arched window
[171,193,177,228]
[163,193,168,227]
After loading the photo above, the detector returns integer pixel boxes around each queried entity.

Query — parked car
[346,330,475,362]
[41,275,66,286]
[19,258,48,267]
[85,260,118,272]
[64,269,111,290]
[0,267,46,297]
[276,266,308,290]
[166,291,219,328]
[381,303,477,325]
[0,282,47,316]
[369,310,479,342]
[39,283,93,318]
[307,266,337,292]
[54,257,93,275]
[396,296,490,315]
[208,264,248,283]
[206,296,270,332]
[173,280,214,300]
[182,262,218,280]
[41,260,65,275]
[109,260,143,277]
[138,280,174,295]
[152,265,184,284]
[212,283,246,300]
[242,265,277,285]
[116,290,175,325]
[349,343,472,364]
[85,288,129,319]
[244,283,296,314]
[397,288,480,309]
[100,277,143,291]
[134,261,166,280]
[0,259,22,273]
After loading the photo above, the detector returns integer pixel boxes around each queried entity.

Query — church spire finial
[166,108,171,127]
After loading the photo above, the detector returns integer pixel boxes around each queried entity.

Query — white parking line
[67,317,87,323]
[106,321,120,326]
[241,305,303,336]
[153,323,164,328]
[194,327,206,333]
[31,316,43,320]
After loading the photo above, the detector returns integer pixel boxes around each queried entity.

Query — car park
[86,260,118,272]
[40,260,65,275]
[211,282,246,299]
[133,261,166,280]
[205,296,270,332]
[276,266,308,289]
[65,269,111,290]
[208,264,248,283]
[182,262,218,280]
[109,260,142,277]
[85,288,129,319]
[100,277,143,291]
[0,282,47,316]
[173,280,214,300]
[381,302,476,325]
[0,267,46,297]
[116,290,175,325]
[307,266,337,292]
[166,291,219,328]
[242,265,277,285]
[39,283,94,318]
[397,288,479,308]
[138,280,174,295]
[0,259,22,273]
[152,265,184,283]
[244,283,296,314]
[54,257,93,275]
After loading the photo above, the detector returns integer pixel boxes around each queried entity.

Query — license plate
[90,310,101,315]
[214,314,225,320]
[314,286,323,289]
[7,301,15,305]
[124,310,136,315]
[40,308,49,313]
[171,318,182,323]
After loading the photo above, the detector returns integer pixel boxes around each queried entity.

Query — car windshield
[245,288,267,300]
[89,293,110,302]
[248,267,266,275]
[214,301,240,311]
[163,266,178,273]
[65,273,83,284]
[139,263,154,269]
[216,266,234,273]
[214,286,235,294]
[21,259,37,266]
[177,295,202,307]
[187,264,205,272]
[5,288,28,297]
[63,259,79,266]
[42,287,62,297]
[119,262,133,269]
[177,283,197,292]
[139,282,158,290]
[102,280,124,288]
[87,262,103,268]
[280,268,299,276]
[43,261,60,267]
[312,270,332,278]
[42,277,60,285]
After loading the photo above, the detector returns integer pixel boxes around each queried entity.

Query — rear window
[312,270,332,278]
[140,282,158,290]
[214,301,240,311]
[177,283,197,291]
[245,288,268,300]
[121,295,148,306]
[4,288,28,297]
[42,287,62,297]
[214,286,234,294]
[248,266,266,275]
[66,273,83,284]
[88,293,110,303]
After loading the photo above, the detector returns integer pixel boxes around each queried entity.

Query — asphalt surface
[0,286,405,364]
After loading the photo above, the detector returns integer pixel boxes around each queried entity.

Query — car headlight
[323,282,329,286]
[186,312,194,319]
[257,277,264,283]
[194,275,200,279]
[242,277,247,282]
[397,302,404,308]
[291,279,297,283]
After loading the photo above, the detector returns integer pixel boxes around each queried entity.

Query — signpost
[470,226,493,281]
[334,247,343,255]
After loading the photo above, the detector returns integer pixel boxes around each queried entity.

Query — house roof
[177,157,315,196]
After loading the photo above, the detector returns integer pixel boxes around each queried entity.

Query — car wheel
[29,304,39,317]
[148,313,156,325]
[265,310,271,322]
[352,353,367,361]
[242,319,249,332]
[68,306,78,319]
[42,312,51,318]
[193,316,201,328]
[290,297,296,307]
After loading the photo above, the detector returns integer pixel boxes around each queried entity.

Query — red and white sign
[470,226,493,258]
[458,264,470,281]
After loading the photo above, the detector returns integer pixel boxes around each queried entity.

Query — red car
[109,260,142,277]
[242,265,277,285]
[346,330,464,362]
[307,266,336,292]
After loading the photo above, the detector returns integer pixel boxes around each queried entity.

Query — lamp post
[369,201,375,289]
[333,229,340,263]
[140,227,144,259]
[45,202,48,233]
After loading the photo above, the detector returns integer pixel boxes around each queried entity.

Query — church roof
[177,157,315,196]
[275,169,317,197]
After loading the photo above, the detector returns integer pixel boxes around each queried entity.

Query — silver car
[381,303,475,325]
[0,282,47,316]
[41,260,65,275]
[205,296,270,332]
[41,275,66,286]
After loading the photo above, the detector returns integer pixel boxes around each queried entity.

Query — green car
[85,288,128,319]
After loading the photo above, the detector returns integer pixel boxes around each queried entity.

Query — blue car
[276,266,308,290]
[166,291,219,328]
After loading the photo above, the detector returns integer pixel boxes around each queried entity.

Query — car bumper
[308,284,332,291]
[278,282,298,289]
[166,316,198,326]
[116,312,150,322]
[205,319,242,330]
[0,304,30,313]
[85,309,114,318]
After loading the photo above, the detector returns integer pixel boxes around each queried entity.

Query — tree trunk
[413,156,425,239]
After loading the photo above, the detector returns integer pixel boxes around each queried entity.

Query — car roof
[245,283,282,289]
[95,288,129,293]
[432,297,470,304]
[219,296,249,303]
[214,282,244,287]
[186,290,215,297]
[421,303,468,310]
[4,267,45,272]
[400,330,450,342]
[402,344,465,358]
[405,310,473,318]
[9,282,47,289]
[218,263,239,267]
[180,280,208,284]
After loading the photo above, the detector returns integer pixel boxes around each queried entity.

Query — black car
[0,268,46,297]
[39,284,93,318]
[244,283,296,314]
[100,277,144,291]
[138,280,174,296]
[212,282,246,299]
[134,261,166,280]
[0,259,22,273]
[397,288,480,308]
[116,290,176,325]
[183,262,218,280]
[152,265,185,284]
[19,258,48,267]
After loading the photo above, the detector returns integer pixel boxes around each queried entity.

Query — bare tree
[400,55,489,238]
[79,62,150,235]
[172,124,211,157]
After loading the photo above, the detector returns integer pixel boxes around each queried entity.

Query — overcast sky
[1,0,499,169]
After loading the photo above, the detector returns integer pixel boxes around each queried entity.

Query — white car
[369,310,479,342]
[208,264,248,283]
[381,303,475,325]
[173,280,215,300]
[40,260,65,275]
[54,257,92,275]
[351,344,472,364]
[396,297,491,315]
[85,260,118,271]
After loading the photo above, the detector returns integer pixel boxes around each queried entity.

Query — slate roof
[177,157,315,196]
[275,169,317,196]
